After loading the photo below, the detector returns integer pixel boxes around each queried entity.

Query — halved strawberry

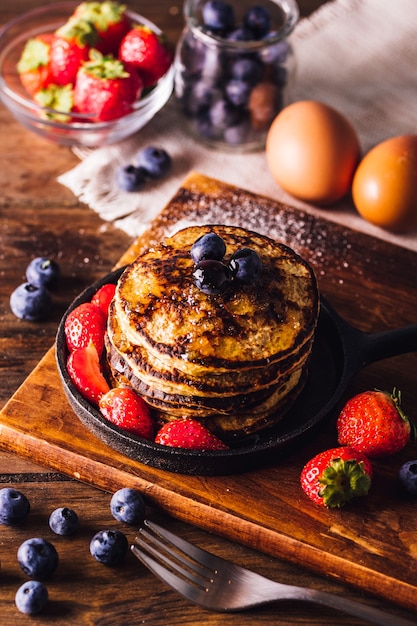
[155,418,228,451]
[50,17,98,86]
[99,387,154,440]
[90,283,116,316]
[72,1,132,55]
[67,343,110,405]
[17,33,54,96]
[300,446,373,508]
[64,302,106,355]
[119,25,173,88]
[73,50,143,121]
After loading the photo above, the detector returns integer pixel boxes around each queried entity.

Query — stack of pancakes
[105,225,320,440]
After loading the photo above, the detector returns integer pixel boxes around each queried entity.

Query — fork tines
[132,520,214,593]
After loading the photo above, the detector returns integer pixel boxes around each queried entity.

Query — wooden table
[1,1,417,624]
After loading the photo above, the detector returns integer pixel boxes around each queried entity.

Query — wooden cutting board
[1,172,417,612]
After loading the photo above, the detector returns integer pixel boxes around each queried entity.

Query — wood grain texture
[1,173,417,614]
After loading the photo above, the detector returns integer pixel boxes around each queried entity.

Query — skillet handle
[356,324,417,368]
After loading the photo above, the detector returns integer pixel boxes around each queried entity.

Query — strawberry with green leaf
[300,446,372,508]
[34,84,74,122]
[72,1,132,55]
[119,25,173,88]
[73,50,143,121]
[17,34,54,96]
[337,388,415,457]
[50,17,98,85]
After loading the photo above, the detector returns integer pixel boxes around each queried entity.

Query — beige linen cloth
[58,0,417,251]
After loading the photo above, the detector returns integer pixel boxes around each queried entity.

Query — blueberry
[229,57,263,85]
[90,529,128,565]
[17,538,59,579]
[49,507,79,536]
[208,97,240,130]
[226,26,253,42]
[10,282,52,321]
[398,460,417,497]
[26,257,61,289]
[15,580,48,615]
[259,36,290,64]
[116,164,147,192]
[244,6,271,39]
[225,78,252,107]
[110,488,146,525]
[135,146,172,179]
[193,259,232,294]
[195,112,217,139]
[229,248,262,283]
[0,487,30,525]
[224,120,249,145]
[202,1,235,32]
[190,232,226,262]
[182,80,213,116]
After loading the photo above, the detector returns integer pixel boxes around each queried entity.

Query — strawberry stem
[83,49,129,79]
[389,387,416,441]
[318,458,371,508]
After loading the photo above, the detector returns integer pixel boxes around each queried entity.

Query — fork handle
[290,586,416,626]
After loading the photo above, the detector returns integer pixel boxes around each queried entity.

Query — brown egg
[352,134,417,232]
[266,100,361,204]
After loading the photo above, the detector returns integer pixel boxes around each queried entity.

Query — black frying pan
[56,267,417,476]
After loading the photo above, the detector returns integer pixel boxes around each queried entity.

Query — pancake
[105,224,319,440]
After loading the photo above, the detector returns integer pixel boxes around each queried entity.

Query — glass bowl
[0,2,174,147]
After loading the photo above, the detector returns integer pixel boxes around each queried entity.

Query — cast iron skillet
[56,267,417,476]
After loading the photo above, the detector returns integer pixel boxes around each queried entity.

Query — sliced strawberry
[73,50,143,121]
[72,1,132,55]
[17,33,54,96]
[67,343,110,405]
[99,387,154,440]
[64,302,106,355]
[155,418,228,451]
[90,283,116,316]
[119,25,173,88]
[300,446,373,508]
[50,17,98,86]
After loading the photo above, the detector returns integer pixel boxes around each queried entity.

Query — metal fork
[131,520,417,626]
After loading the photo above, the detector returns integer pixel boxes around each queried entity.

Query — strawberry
[50,17,98,86]
[73,50,143,121]
[91,283,116,316]
[300,446,372,508]
[155,418,229,451]
[99,387,154,440]
[33,84,74,122]
[72,1,132,55]
[67,343,110,405]
[64,302,106,355]
[119,25,173,88]
[337,388,415,457]
[17,34,54,96]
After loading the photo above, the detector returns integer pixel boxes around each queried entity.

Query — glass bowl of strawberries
[0,2,174,147]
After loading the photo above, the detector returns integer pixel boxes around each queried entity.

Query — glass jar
[174,0,299,151]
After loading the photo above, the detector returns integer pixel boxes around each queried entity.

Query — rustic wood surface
[1,1,417,625]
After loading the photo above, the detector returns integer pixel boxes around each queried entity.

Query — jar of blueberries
[174,0,299,151]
